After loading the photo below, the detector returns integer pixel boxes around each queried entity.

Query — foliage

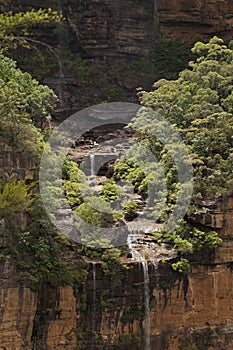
[0,178,34,218]
[118,36,233,270]
[0,9,91,291]
[116,332,144,347]
[75,196,121,229]
[114,159,147,194]
[102,246,129,284]
[122,200,138,220]
[101,179,119,202]
[137,36,233,199]
[10,33,192,109]
[128,36,193,80]
[0,52,57,154]
[171,258,191,274]
[4,200,87,290]
[0,9,62,51]
[63,157,88,208]
[154,220,222,254]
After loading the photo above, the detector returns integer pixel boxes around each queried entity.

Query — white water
[141,261,151,350]
[92,262,96,315]
[127,234,151,350]
[90,154,95,176]
[92,262,97,349]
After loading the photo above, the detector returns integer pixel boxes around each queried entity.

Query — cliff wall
[1,244,233,349]
[1,2,233,348]
[158,0,233,42]
[0,194,232,349]
[2,0,233,56]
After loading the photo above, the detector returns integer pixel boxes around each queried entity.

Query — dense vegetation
[7,7,193,111]
[0,9,88,289]
[0,5,231,285]
[0,5,232,350]
[69,37,232,271]
[137,36,233,199]
[111,36,233,270]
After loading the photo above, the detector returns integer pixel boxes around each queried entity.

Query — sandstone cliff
[1,244,233,349]
[3,0,233,56]
[1,2,233,349]
[158,0,233,42]
[0,120,233,349]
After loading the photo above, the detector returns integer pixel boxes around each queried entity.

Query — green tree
[0,9,62,51]
[0,178,33,218]
[137,36,233,199]
[0,52,57,152]
[124,37,233,270]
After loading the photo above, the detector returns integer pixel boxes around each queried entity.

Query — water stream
[90,154,95,176]
[127,234,151,350]
[92,262,97,349]
[141,261,151,350]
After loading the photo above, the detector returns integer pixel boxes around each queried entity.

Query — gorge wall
[158,0,233,42]
[65,0,233,56]
[5,0,233,55]
[0,147,233,349]
[1,215,233,350]
[1,2,233,349]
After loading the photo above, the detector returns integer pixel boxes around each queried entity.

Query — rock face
[0,142,37,180]
[1,1,233,348]
[70,0,233,54]
[67,0,156,58]
[0,199,232,349]
[190,195,233,237]
[3,0,233,57]
[1,242,233,349]
[3,0,233,117]
[158,0,233,42]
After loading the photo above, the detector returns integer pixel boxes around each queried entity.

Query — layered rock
[2,0,233,49]
[0,259,37,350]
[1,239,233,349]
[0,196,232,349]
[158,0,233,42]
[0,143,37,180]
[66,0,156,58]
[191,195,233,237]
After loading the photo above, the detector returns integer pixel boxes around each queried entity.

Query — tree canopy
[0,8,61,152]
[137,36,233,199]
[0,8,62,51]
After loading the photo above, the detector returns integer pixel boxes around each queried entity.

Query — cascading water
[90,154,95,176]
[141,261,151,350]
[127,234,151,350]
[92,262,96,318]
[92,262,97,349]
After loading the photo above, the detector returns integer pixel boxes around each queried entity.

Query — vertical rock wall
[158,0,233,41]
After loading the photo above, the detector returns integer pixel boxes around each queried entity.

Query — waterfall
[141,261,151,350]
[90,154,95,176]
[92,262,96,315]
[127,234,151,350]
[92,262,97,349]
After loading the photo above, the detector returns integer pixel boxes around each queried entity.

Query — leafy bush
[101,179,119,202]
[122,201,138,220]
[172,258,191,274]
[137,36,233,199]
[0,178,34,218]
